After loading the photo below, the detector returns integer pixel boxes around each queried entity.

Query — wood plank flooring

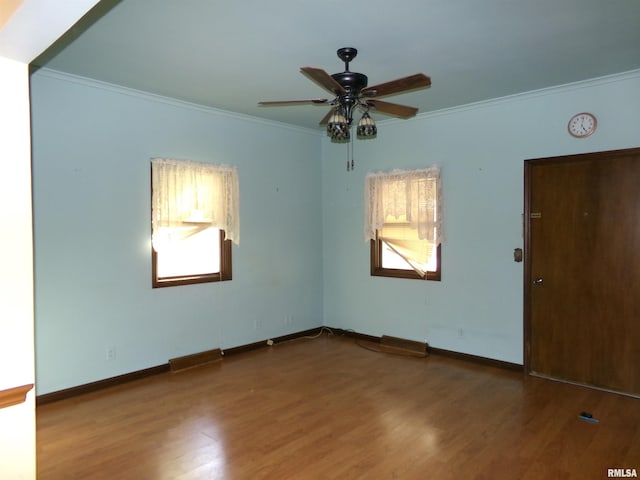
[37,334,640,479]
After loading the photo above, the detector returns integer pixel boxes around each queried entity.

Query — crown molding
[367,68,640,128]
[31,67,323,137]
[418,68,640,121]
[33,66,640,132]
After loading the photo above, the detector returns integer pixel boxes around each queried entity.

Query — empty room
[1,1,640,479]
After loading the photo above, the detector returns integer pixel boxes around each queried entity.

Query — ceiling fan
[259,47,431,141]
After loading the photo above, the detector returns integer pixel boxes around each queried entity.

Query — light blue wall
[31,69,640,394]
[30,71,323,394]
[322,71,640,364]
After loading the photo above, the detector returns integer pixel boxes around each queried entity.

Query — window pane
[156,226,220,279]
[381,241,412,269]
[381,239,438,273]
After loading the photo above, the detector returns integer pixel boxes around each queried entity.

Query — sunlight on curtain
[151,158,239,252]
[364,167,442,276]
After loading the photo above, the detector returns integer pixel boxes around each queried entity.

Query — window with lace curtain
[365,167,442,281]
[151,158,239,288]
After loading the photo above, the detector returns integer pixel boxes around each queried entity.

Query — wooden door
[525,147,640,396]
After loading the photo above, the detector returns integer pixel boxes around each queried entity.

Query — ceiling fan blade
[300,67,346,95]
[259,99,329,106]
[366,100,419,118]
[319,107,336,125]
[361,73,431,98]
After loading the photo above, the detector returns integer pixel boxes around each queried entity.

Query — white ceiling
[33,0,640,130]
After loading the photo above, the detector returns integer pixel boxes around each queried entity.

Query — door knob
[533,278,544,285]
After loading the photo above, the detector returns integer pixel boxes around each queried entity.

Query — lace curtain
[364,166,443,244]
[151,158,239,249]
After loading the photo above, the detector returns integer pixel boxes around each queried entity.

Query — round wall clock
[568,112,597,138]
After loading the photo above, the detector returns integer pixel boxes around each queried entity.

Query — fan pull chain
[351,133,355,171]
[347,127,355,171]
[346,141,349,171]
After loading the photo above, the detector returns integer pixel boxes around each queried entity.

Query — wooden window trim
[370,237,441,281]
[152,230,232,288]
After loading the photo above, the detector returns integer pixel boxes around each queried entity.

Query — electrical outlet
[106,346,116,361]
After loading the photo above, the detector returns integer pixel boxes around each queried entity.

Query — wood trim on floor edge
[36,365,170,406]
[221,327,323,357]
[36,326,522,405]
[428,346,523,372]
[36,327,324,406]
[330,328,523,372]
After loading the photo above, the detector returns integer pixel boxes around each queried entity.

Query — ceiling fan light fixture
[357,111,377,138]
[330,125,350,142]
[327,108,350,141]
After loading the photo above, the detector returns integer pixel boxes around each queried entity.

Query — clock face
[568,113,597,138]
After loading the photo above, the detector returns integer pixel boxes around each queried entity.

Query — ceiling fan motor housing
[331,71,368,92]
[332,47,368,98]
[332,47,369,124]
[331,71,368,124]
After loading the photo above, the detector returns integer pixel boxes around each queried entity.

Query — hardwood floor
[37,334,640,479]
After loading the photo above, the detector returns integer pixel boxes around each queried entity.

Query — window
[365,167,442,281]
[151,158,239,288]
